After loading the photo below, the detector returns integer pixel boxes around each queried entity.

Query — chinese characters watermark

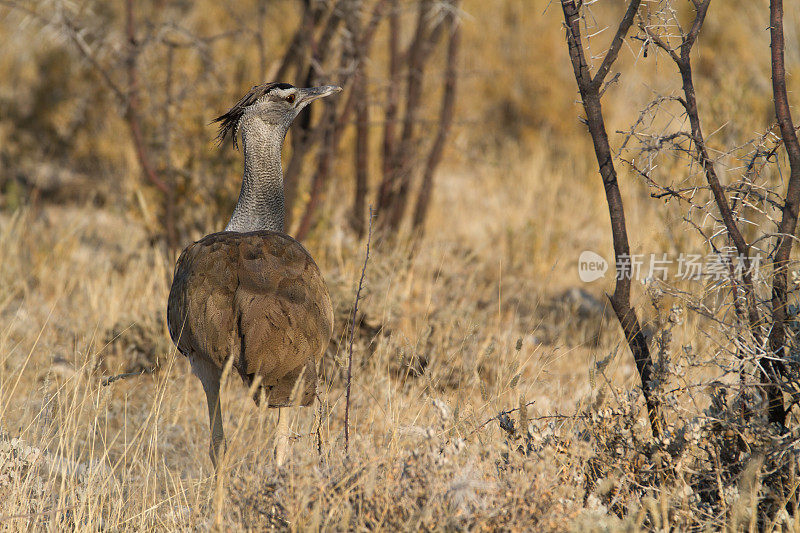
[578,248,761,282]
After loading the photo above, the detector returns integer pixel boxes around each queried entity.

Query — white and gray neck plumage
[225,116,288,233]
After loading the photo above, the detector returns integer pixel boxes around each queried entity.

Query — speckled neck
[225,116,287,233]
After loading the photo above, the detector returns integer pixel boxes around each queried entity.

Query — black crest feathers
[212,82,294,149]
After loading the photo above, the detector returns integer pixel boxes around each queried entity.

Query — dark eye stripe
[213,82,296,149]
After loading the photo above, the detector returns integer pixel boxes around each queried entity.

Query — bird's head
[213,82,342,149]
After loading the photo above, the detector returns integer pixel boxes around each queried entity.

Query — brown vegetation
[1,0,800,530]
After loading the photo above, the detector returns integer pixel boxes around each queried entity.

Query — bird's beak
[298,85,343,104]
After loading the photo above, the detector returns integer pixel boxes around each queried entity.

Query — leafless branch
[345,206,374,454]
[561,0,662,437]
[125,0,177,251]
[412,0,461,232]
[766,0,800,426]
[591,0,640,89]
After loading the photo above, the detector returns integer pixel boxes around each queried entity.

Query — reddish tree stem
[383,0,438,230]
[561,0,661,437]
[412,0,460,232]
[767,0,800,426]
[376,0,401,219]
[125,0,177,251]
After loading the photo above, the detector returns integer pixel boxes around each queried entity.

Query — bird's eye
[286,94,296,104]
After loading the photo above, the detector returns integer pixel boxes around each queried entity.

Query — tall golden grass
[1,0,800,530]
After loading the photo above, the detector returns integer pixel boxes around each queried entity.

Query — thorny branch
[466,401,537,439]
[591,0,640,90]
[766,0,800,426]
[3,0,179,250]
[345,206,374,455]
[637,0,800,423]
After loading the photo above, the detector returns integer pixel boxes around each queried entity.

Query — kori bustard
[167,82,339,467]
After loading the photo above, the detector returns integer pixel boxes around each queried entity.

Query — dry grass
[3,0,800,530]
[0,152,640,531]
[3,149,794,530]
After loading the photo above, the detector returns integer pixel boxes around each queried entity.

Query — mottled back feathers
[167,231,334,407]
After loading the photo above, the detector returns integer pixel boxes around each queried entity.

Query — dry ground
[2,143,799,532]
[0,149,670,531]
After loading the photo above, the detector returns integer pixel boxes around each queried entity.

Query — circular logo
[578,251,608,282]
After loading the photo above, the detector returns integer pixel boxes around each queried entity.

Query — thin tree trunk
[376,0,400,219]
[767,0,800,426]
[383,0,433,231]
[125,0,177,252]
[561,0,662,437]
[275,0,323,82]
[296,118,334,241]
[353,90,369,237]
[294,0,389,238]
[412,0,460,232]
[285,0,346,227]
[352,19,369,238]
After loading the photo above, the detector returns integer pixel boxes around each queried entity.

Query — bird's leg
[191,357,226,468]
[206,380,226,469]
[275,407,290,466]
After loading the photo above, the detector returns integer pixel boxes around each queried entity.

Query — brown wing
[167,231,334,406]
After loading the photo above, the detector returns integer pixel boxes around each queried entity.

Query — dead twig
[345,206,375,454]
[101,369,152,387]
[465,401,538,439]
